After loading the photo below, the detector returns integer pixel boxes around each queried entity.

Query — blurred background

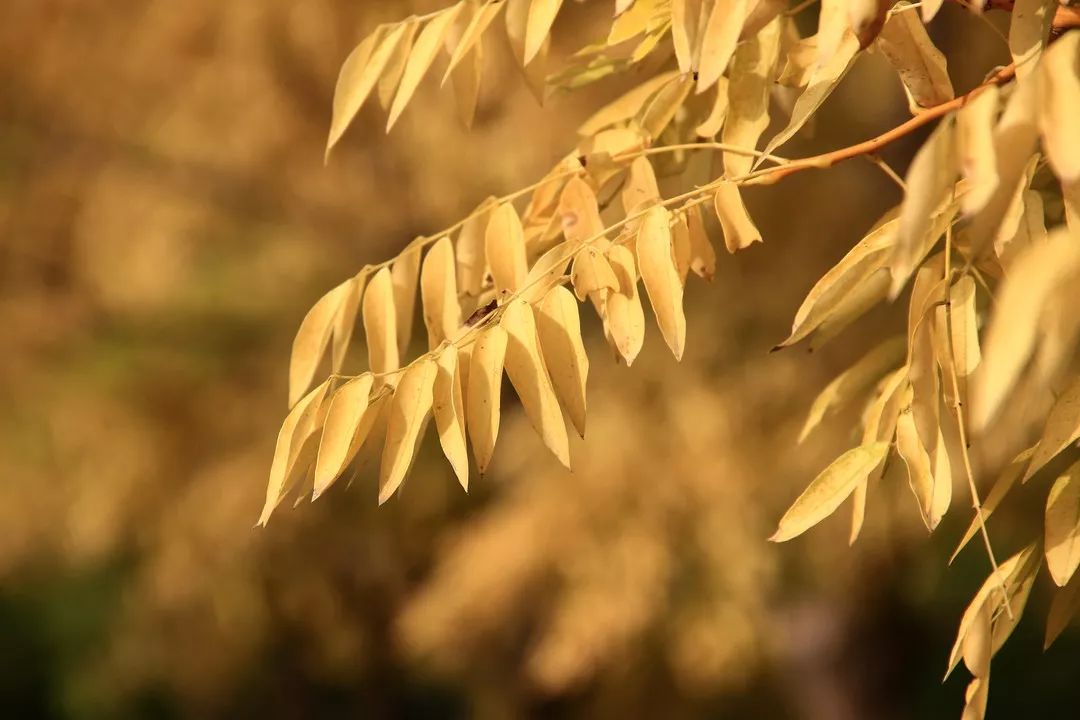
[2,1,1078,718]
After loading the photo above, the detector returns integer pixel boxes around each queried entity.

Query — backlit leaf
[697,0,747,94]
[387,4,465,130]
[466,325,508,474]
[486,203,529,293]
[434,345,469,490]
[312,374,378,499]
[379,359,437,504]
[260,380,332,526]
[876,5,955,111]
[1025,375,1080,482]
[1008,0,1056,84]
[637,206,686,360]
[289,277,356,407]
[363,267,400,378]
[1046,460,1080,587]
[713,182,762,253]
[421,237,462,350]
[605,245,646,365]
[536,285,589,437]
[951,448,1034,563]
[524,0,563,65]
[722,17,782,176]
[392,246,422,356]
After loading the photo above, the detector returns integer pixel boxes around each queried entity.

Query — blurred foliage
[2,1,1079,719]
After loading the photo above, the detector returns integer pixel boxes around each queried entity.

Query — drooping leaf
[1025,375,1080,482]
[289,277,357,407]
[571,245,619,301]
[434,345,469,491]
[524,0,564,65]
[377,19,420,110]
[605,244,646,365]
[637,206,686,360]
[1045,571,1080,649]
[1046,460,1080,587]
[313,374,378,498]
[387,4,465,130]
[722,17,782,176]
[713,182,761,253]
[876,4,955,111]
[1008,0,1056,84]
[950,447,1035,564]
[260,380,332,526]
[379,359,437,504]
[559,177,606,245]
[896,399,953,532]
[958,86,1001,216]
[362,267,400,378]
[671,0,702,74]
[326,24,398,156]
[457,196,497,297]
[466,325,508,474]
[421,237,462,350]
[486,203,529,293]
[697,0,748,93]
[536,285,589,437]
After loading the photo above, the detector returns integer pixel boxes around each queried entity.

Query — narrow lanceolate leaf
[260,381,331,526]
[289,277,356,407]
[313,374,376,499]
[421,237,462,350]
[605,245,646,366]
[672,214,692,286]
[363,267,399,377]
[524,0,563,65]
[444,0,504,84]
[536,286,588,437]
[697,0,747,93]
[1008,0,1056,84]
[457,196,497,296]
[1046,460,1080,587]
[951,448,1035,563]
[637,206,686,360]
[392,246,421,356]
[578,70,682,136]
[466,325,508,474]
[876,5,954,111]
[559,177,606,245]
[1025,375,1080,482]
[326,23,405,157]
[331,275,365,376]
[571,246,619,301]
[972,228,1080,431]
[379,359,437,504]
[685,204,716,280]
[446,10,484,128]
[1045,572,1080,649]
[799,337,905,443]
[896,406,952,532]
[759,32,859,161]
[722,17,782,176]
[387,4,465,130]
[671,0,702,74]
[434,345,469,491]
[378,20,420,109]
[501,299,570,467]
[1038,34,1080,186]
[942,275,981,379]
[890,118,957,297]
[958,86,1000,216]
[771,442,890,542]
[486,203,528,293]
[713,182,761,253]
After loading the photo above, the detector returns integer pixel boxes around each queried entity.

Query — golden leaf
[536,285,589,437]
[957,86,1000,216]
[466,325,508,475]
[1046,460,1080,587]
[876,5,955,112]
[1038,33,1080,186]
[486,203,529,294]
[951,448,1035,564]
[421,237,462,350]
[1025,375,1080,482]
[331,275,365,376]
[571,246,619,301]
[896,400,953,532]
[325,24,396,157]
[362,267,400,379]
[378,19,420,110]
[671,0,702,74]
[639,75,694,142]
[379,359,437,504]
[445,11,484,128]
[524,0,563,66]
[622,157,661,216]
[259,380,332,526]
[713,182,761,253]
[434,345,469,491]
[605,245,646,365]
[289,277,357,407]
[637,206,686,360]
[501,299,571,467]
[312,374,378,499]
[457,196,497,297]
[770,442,890,542]
[722,18,781,177]
[391,246,422,356]
[672,212,692,286]
[1008,0,1056,84]
[558,177,606,246]
[387,4,465,130]
[694,76,729,138]
[697,0,748,94]
[444,0,503,84]
[1045,572,1080,649]
[685,204,716,281]
[578,71,682,136]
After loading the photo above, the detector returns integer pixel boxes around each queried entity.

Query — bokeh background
[2,1,1078,718]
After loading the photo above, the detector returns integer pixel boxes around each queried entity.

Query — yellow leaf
[457,196,497,297]
[501,299,570,467]
[951,447,1035,564]
[325,24,394,157]
[799,337,905,444]
[1045,571,1080,649]
[771,442,890,542]
[697,0,747,94]
[521,241,573,304]
[259,380,331,526]
[608,0,664,45]
[621,157,660,216]
[1047,460,1080,586]
[694,76,729,138]
[896,402,952,532]
[362,267,400,378]
[876,5,955,111]
[466,325,508,474]
[1008,0,1056,84]
[713,182,761,253]
[486,203,529,293]
[816,0,849,68]
[578,71,682,136]
[387,4,465,131]
[958,86,1000,216]
[536,286,589,437]
[524,0,563,66]
[637,206,686,360]
[972,227,1080,431]
[289,277,356,407]
[571,246,619,301]
[1025,376,1080,482]
[312,374,378,499]
[961,602,992,679]
[421,237,462,350]
[392,246,422,356]
[672,213,692,286]
[377,19,420,110]
[331,275,364,376]
[722,18,782,177]
[605,245,646,365]
[851,368,909,543]
[379,359,437,504]
[1038,33,1080,186]
[941,275,981,379]
[558,177,606,246]
[685,204,716,281]
[444,0,503,84]
[434,345,469,491]
[671,0,702,74]
[446,12,484,128]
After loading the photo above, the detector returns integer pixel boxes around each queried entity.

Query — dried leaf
[486,203,529,293]
[559,177,606,245]
[434,345,469,491]
[771,442,891,542]
[1046,460,1080,586]
[637,206,686,360]
[951,448,1035,563]
[722,17,782,176]
[1038,33,1080,186]
[421,237,462,349]
[379,359,437,504]
[671,0,703,74]
[289,277,357,407]
[501,299,570,466]
[1025,375,1080,482]
[876,5,955,111]
[697,0,748,93]
[457,197,497,296]
[387,4,464,130]
[362,267,400,378]
[1008,0,1056,84]
[605,245,646,365]
[1045,571,1080,649]
[524,0,563,65]
[392,246,422,356]
[313,374,378,498]
[713,182,762,253]
[536,285,589,437]
[326,24,397,156]
[260,380,331,526]
[466,325,508,474]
